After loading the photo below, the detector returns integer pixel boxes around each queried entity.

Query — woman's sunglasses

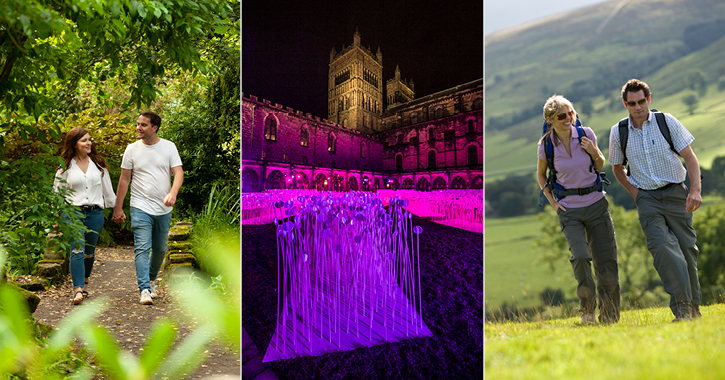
[556,110,575,121]
[625,98,648,107]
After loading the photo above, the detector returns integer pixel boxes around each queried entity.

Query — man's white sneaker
[140,289,154,305]
[149,282,158,298]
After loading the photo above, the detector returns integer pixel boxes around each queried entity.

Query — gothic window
[335,70,350,86]
[264,116,277,141]
[435,108,444,118]
[428,150,436,169]
[397,134,403,145]
[396,154,403,171]
[428,127,435,142]
[361,141,367,158]
[300,127,309,147]
[468,145,478,166]
[468,120,475,134]
[473,97,483,109]
[261,151,267,160]
[328,132,336,153]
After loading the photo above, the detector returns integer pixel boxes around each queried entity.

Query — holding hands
[112,208,126,223]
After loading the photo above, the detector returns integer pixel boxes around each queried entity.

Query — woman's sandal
[72,291,84,305]
[82,290,89,299]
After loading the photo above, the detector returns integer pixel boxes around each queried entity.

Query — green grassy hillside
[485,303,725,380]
[485,214,572,311]
[486,0,725,182]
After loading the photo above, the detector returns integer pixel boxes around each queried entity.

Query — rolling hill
[485,0,725,181]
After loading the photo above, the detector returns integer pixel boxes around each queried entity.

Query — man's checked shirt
[608,111,693,190]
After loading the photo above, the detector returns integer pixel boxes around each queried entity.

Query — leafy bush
[161,49,240,215]
[0,227,240,379]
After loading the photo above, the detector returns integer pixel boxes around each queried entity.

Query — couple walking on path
[538,79,702,324]
[54,111,183,306]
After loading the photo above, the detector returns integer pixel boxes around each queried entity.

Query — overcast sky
[485,0,610,35]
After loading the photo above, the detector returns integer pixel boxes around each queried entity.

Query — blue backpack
[538,116,610,207]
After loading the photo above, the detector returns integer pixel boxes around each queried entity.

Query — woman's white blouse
[54,159,117,208]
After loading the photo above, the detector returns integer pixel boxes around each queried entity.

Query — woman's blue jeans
[69,207,105,288]
[130,207,172,293]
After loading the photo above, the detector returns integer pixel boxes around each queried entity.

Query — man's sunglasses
[625,98,648,107]
[556,110,575,121]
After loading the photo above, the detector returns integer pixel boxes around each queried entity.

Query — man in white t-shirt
[113,111,183,305]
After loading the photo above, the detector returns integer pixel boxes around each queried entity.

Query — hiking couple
[54,111,183,306]
[537,79,702,324]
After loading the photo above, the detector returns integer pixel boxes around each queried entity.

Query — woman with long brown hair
[54,127,116,304]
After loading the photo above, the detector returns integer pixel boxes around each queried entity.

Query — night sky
[242,0,483,119]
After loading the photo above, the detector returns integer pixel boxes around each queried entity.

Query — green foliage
[485,174,539,217]
[161,50,240,214]
[692,203,725,304]
[0,153,86,275]
[686,68,708,97]
[191,182,240,277]
[682,91,700,115]
[1,0,234,119]
[0,227,241,379]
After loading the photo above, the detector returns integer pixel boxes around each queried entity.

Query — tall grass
[191,182,240,278]
[485,304,725,380]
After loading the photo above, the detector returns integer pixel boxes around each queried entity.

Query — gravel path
[32,245,241,379]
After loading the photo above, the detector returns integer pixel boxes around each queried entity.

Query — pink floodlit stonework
[378,189,483,233]
[262,192,432,362]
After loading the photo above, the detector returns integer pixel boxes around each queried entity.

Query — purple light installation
[262,192,432,362]
[378,189,483,233]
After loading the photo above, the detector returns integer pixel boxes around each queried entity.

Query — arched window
[397,134,403,145]
[428,150,436,169]
[396,154,403,171]
[468,120,475,134]
[473,97,483,109]
[428,127,435,142]
[264,116,277,141]
[300,127,309,147]
[361,141,366,158]
[435,108,444,119]
[468,145,478,166]
[328,132,336,153]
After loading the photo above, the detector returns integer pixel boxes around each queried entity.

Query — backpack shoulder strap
[653,111,678,155]
[618,118,629,163]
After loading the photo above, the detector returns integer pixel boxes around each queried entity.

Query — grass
[485,303,725,380]
[485,214,572,311]
[242,214,483,379]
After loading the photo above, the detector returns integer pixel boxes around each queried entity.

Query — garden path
[32,245,241,379]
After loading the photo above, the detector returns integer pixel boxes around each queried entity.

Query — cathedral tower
[328,29,383,134]
[386,65,415,109]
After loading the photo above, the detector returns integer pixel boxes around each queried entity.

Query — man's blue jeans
[69,207,105,288]
[130,207,171,293]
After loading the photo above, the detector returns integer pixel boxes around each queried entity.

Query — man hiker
[608,79,702,322]
[113,111,184,305]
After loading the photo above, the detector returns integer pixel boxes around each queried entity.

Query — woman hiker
[537,95,620,324]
